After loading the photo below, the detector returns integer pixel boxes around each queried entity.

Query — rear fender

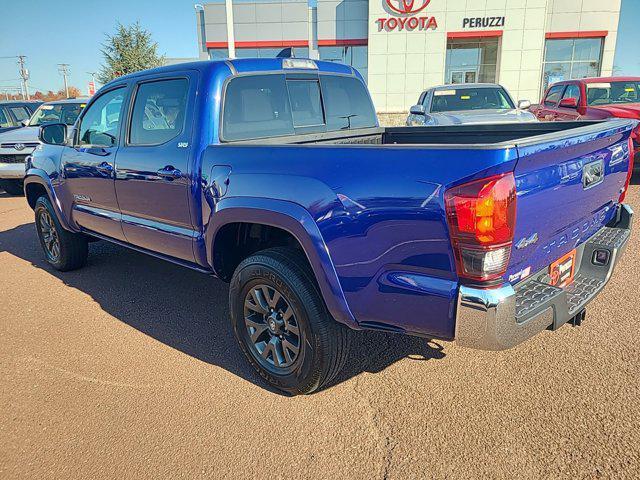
[23,169,75,232]
[205,196,358,329]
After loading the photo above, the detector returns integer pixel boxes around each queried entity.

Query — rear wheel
[34,196,88,271]
[0,179,24,196]
[229,247,350,395]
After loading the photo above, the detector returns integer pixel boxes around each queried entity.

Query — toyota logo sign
[377,0,437,32]
[385,0,430,15]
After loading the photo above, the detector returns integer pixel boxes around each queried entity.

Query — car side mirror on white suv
[410,104,426,115]
[517,100,531,110]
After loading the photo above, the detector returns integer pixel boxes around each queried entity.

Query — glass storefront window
[318,46,368,82]
[209,48,229,60]
[445,38,499,84]
[542,38,603,91]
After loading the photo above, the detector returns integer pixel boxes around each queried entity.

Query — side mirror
[20,119,29,127]
[559,97,578,108]
[39,123,67,146]
[410,104,426,115]
[517,100,531,110]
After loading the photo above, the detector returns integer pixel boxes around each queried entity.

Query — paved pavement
[1,181,639,480]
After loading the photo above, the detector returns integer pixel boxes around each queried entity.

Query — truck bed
[226,120,608,147]
[207,118,635,338]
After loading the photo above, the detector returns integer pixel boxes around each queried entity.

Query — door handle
[96,161,113,174]
[156,166,182,179]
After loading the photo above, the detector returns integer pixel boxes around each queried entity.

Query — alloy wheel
[38,210,61,261]
[243,284,301,371]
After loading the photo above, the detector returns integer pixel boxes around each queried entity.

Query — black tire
[0,179,24,196]
[34,195,88,271]
[229,247,351,395]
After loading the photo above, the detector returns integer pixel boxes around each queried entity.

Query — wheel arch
[206,197,358,329]
[24,170,73,231]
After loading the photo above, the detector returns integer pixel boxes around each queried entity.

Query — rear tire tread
[230,246,351,395]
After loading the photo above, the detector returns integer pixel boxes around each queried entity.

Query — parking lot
[0,180,638,479]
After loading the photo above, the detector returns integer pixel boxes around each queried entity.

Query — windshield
[29,102,86,126]
[586,81,640,105]
[429,87,514,113]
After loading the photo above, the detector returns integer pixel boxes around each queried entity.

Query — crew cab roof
[552,76,640,85]
[429,83,506,90]
[104,58,357,86]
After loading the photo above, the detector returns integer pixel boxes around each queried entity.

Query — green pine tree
[98,22,165,84]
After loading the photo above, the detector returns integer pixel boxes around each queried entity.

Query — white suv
[0,99,86,195]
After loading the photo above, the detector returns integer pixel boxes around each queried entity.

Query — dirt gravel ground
[1,180,639,480]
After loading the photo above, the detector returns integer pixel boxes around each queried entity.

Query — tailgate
[507,119,635,284]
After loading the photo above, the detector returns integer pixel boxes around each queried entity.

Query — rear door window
[223,74,294,141]
[319,75,376,131]
[544,85,565,107]
[129,78,189,145]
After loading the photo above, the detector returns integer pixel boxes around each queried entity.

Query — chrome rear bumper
[454,204,633,351]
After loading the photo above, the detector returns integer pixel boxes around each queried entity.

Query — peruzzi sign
[376,0,438,32]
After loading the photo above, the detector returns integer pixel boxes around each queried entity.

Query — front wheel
[0,179,24,196]
[229,247,350,395]
[34,196,88,271]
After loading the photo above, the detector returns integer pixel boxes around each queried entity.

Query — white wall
[367,0,621,112]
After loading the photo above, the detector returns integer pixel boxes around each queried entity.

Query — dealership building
[195,0,622,112]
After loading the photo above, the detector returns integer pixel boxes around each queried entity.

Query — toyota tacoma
[24,59,636,394]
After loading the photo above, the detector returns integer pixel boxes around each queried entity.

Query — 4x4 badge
[515,232,538,250]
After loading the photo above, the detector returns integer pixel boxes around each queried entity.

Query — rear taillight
[445,173,517,283]
[619,136,635,203]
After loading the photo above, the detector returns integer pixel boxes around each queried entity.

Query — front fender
[205,196,358,329]
[23,168,75,232]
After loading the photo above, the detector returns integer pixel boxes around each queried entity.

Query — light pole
[86,71,97,95]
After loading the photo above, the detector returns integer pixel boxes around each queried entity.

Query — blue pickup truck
[25,59,635,394]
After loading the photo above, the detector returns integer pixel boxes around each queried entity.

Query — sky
[0,0,639,96]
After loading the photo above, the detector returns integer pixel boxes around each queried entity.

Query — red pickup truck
[530,77,639,170]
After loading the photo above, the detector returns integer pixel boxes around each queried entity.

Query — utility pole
[17,55,30,100]
[58,63,70,98]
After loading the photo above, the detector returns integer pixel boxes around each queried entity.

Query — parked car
[407,84,536,126]
[0,100,42,134]
[26,59,635,394]
[530,77,640,172]
[0,98,86,195]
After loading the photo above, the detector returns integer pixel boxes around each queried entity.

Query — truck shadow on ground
[0,222,446,394]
